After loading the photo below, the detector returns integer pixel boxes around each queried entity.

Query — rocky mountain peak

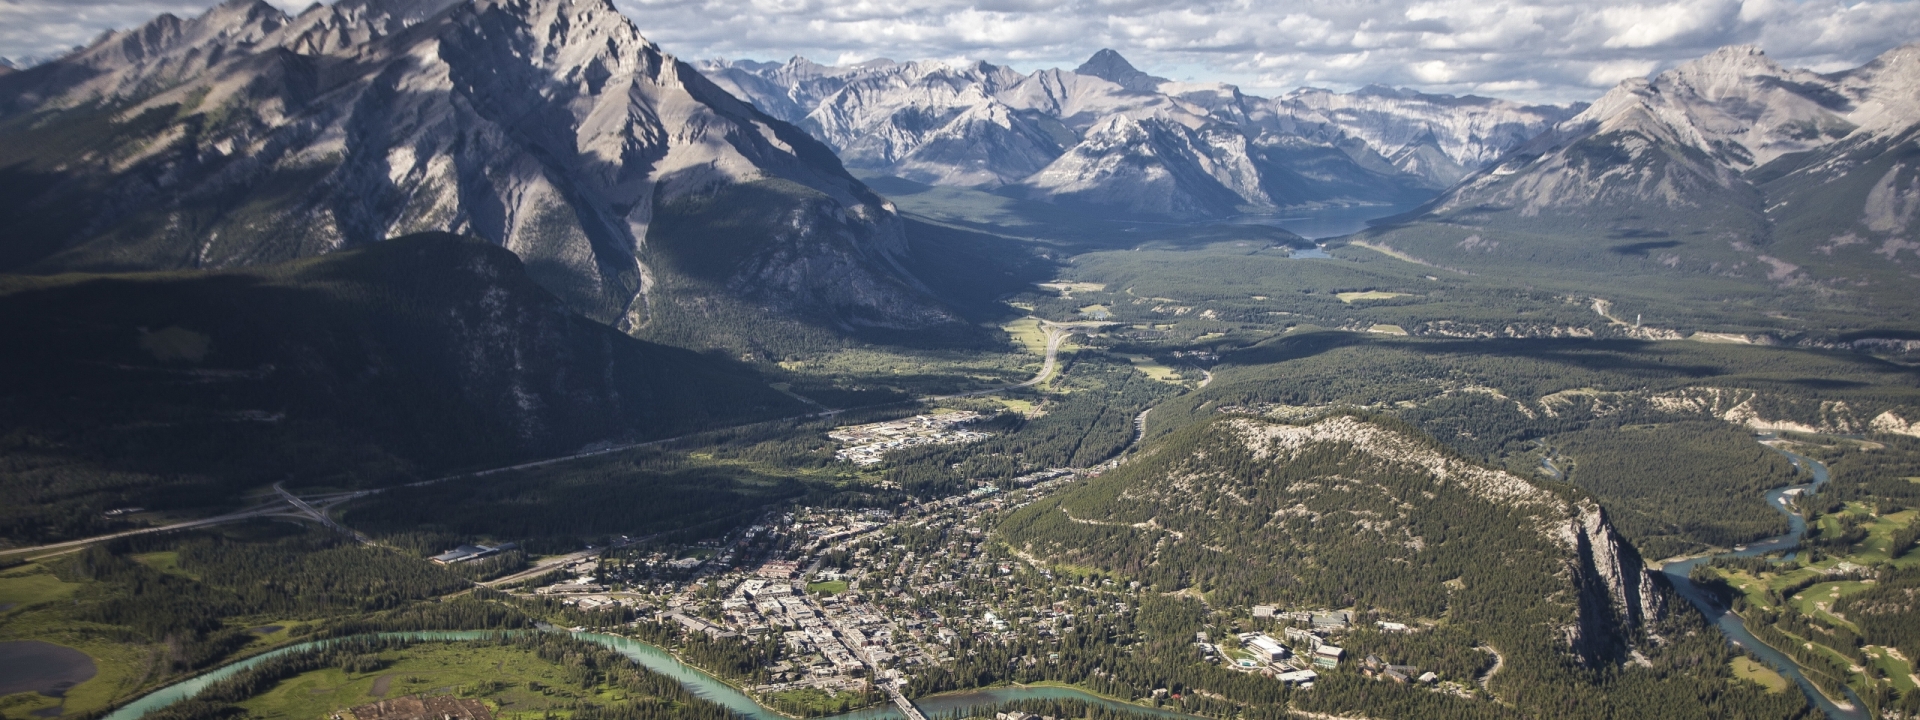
[1073,48,1167,91]
[1656,43,1798,101]
[704,48,1572,217]
[97,0,285,66]
[0,0,956,351]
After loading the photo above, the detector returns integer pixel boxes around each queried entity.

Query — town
[495,452,1457,715]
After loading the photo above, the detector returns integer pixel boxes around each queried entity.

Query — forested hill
[0,233,805,544]
[996,413,1809,719]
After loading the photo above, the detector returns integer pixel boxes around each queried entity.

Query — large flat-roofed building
[757,561,799,579]
[1275,669,1317,685]
[1245,634,1289,662]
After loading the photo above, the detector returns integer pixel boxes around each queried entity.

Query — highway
[1,489,373,560]
[273,483,373,544]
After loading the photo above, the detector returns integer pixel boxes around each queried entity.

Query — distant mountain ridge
[0,0,957,352]
[1359,42,1920,329]
[700,50,1579,220]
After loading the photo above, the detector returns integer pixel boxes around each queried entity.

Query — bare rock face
[1073,49,1169,93]
[701,50,1575,220]
[1426,43,1920,253]
[1561,500,1667,660]
[0,0,952,343]
[1265,85,1583,188]
[1020,114,1256,218]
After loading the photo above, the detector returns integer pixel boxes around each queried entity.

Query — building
[1310,611,1351,629]
[1284,627,1321,647]
[1245,634,1289,662]
[534,582,605,595]
[1252,605,1276,618]
[1312,645,1344,669]
[350,695,490,720]
[757,561,799,579]
[1275,669,1317,685]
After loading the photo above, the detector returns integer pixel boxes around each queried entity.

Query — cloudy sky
[4,0,1918,102]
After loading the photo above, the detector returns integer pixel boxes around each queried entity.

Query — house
[1252,605,1276,618]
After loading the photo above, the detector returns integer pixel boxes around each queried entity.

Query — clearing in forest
[1731,657,1790,693]
[1337,291,1411,303]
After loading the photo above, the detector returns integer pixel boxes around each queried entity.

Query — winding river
[99,630,1197,720]
[1658,442,1867,720]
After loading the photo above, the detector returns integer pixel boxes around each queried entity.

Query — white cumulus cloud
[2,0,1916,103]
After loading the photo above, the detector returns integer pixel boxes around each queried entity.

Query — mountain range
[1361,43,1920,329]
[699,50,1579,220]
[0,0,962,353]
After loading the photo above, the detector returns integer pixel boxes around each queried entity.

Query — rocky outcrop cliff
[1562,500,1667,662]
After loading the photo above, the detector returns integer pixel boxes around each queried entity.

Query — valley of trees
[1552,422,1797,560]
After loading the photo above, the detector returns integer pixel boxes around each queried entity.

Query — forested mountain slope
[997,413,1807,718]
[0,233,803,544]
[0,0,957,353]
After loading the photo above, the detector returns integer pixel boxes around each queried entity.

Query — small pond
[0,640,98,697]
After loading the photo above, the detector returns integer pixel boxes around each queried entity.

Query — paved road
[481,549,596,588]
[0,504,287,559]
[928,318,1110,401]
[273,482,373,544]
